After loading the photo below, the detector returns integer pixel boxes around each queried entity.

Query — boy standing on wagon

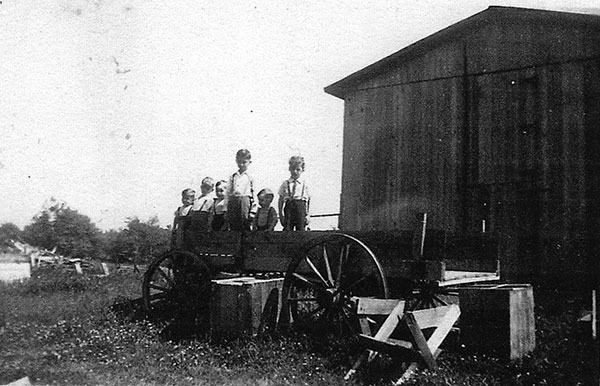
[172,188,195,249]
[278,156,310,231]
[211,180,228,231]
[225,149,258,231]
[190,177,215,232]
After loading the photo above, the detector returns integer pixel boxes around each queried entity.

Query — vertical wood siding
[338,13,600,280]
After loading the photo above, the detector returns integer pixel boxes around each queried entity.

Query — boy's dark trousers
[188,211,210,233]
[211,214,227,231]
[283,199,307,231]
[227,195,252,231]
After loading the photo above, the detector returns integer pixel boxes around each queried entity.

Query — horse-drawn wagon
[142,214,500,334]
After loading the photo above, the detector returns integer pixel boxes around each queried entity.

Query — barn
[325,6,600,283]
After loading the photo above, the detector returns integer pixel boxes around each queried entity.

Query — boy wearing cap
[253,188,278,231]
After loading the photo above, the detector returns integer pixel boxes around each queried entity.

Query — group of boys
[171,149,310,247]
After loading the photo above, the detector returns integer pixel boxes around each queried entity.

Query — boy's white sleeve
[278,180,287,199]
[306,182,310,216]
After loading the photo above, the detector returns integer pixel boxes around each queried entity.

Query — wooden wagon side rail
[181,229,500,284]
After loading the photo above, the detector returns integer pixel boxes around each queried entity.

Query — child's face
[182,192,195,206]
[200,185,213,196]
[289,165,303,180]
[236,158,251,172]
[258,194,273,208]
[215,184,226,199]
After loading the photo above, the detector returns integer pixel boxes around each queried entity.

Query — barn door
[466,71,542,280]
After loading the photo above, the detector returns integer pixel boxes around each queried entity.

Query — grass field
[0,265,598,386]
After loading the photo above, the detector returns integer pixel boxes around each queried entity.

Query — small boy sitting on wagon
[252,188,278,231]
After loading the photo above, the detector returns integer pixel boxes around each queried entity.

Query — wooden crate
[459,284,535,360]
[210,277,284,337]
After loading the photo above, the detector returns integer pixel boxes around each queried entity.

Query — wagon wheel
[407,280,450,311]
[142,250,211,326]
[281,233,388,336]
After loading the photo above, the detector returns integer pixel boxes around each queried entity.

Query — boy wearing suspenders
[225,149,257,231]
[278,156,310,231]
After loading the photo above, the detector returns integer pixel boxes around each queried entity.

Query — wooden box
[459,284,535,360]
[210,277,284,337]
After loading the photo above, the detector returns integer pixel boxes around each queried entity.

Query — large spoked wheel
[281,233,388,336]
[142,250,211,323]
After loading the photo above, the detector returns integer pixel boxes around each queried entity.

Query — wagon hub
[316,287,347,309]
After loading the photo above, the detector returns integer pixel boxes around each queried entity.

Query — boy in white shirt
[190,177,215,232]
[225,149,257,231]
[171,188,195,248]
[211,180,228,231]
[278,156,310,231]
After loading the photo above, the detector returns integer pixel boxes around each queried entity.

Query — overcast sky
[1,0,598,231]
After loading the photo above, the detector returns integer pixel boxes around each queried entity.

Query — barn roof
[324,6,600,99]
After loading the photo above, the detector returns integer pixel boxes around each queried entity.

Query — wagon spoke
[335,244,350,287]
[156,267,174,286]
[323,245,334,286]
[334,276,368,297]
[292,272,327,291]
[148,292,169,301]
[149,283,170,292]
[317,306,330,323]
[305,256,329,288]
[143,250,212,325]
[308,304,327,317]
[339,305,357,333]
[287,297,318,302]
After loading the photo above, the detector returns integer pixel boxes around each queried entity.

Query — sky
[1,0,599,231]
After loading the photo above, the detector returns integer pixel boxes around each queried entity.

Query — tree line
[0,199,170,264]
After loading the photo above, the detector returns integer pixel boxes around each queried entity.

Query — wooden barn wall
[339,55,465,232]
[465,62,597,280]
[338,15,600,282]
[463,21,600,281]
[584,59,600,288]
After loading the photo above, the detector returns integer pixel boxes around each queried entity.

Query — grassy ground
[0,266,598,386]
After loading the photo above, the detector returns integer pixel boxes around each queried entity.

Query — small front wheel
[142,250,211,323]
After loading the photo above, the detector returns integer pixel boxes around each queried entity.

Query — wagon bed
[142,228,500,334]
[188,230,499,285]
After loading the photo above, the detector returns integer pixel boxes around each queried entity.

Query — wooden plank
[422,305,460,354]
[440,270,500,286]
[242,231,324,272]
[358,334,414,356]
[372,301,406,341]
[190,231,241,258]
[359,318,372,337]
[379,259,445,281]
[395,349,441,385]
[355,298,405,316]
[444,258,498,272]
[409,304,458,330]
[593,289,597,339]
[404,312,437,370]
[345,300,407,380]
